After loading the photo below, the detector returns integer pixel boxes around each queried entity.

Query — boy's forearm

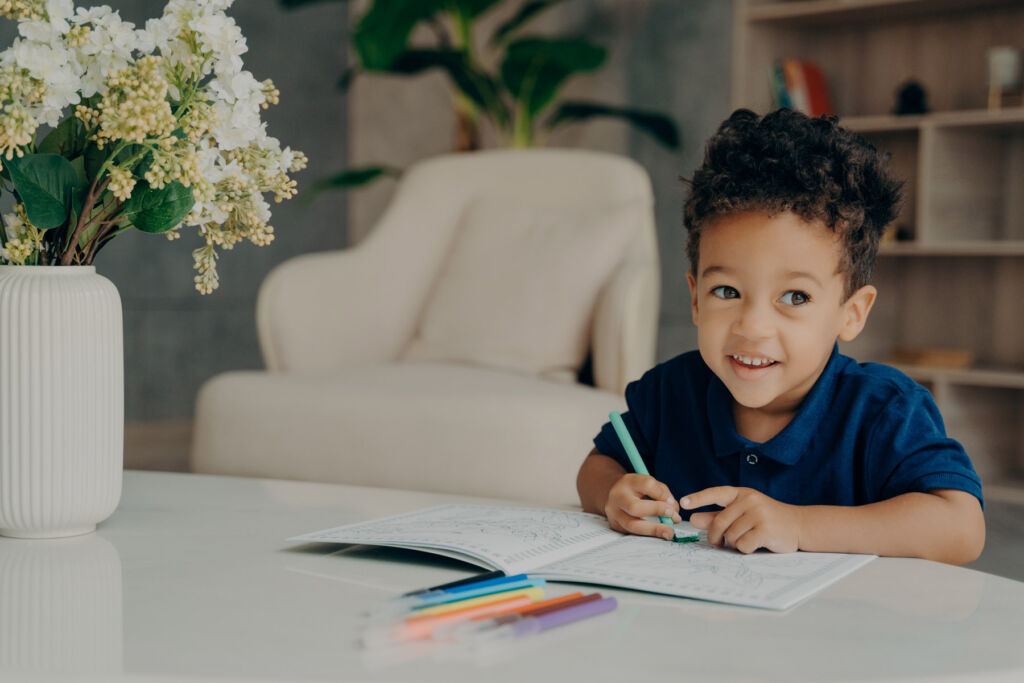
[576,451,627,515]
[796,490,985,564]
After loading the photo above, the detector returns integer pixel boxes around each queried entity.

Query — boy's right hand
[604,474,682,541]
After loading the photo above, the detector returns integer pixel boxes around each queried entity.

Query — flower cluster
[0,203,42,264]
[0,0,305,293]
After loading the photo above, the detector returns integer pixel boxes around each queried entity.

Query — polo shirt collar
[706,344,842,465]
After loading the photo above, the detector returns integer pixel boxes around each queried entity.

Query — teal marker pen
[608,411,698,543]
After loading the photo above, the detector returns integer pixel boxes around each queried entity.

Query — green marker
[608,411,699,543]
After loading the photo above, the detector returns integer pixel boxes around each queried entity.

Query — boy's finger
[613,512,675,541]
[688,511,717,529]
[705,500,747,546]
[733,527,771,555]
[633,476,678,511]
[680,486,739,510]
[624,497,682,522]
[723,512,757,549]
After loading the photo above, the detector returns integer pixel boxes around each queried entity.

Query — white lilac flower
[0,0,303,292]
[70,6,151,97]
[189,10,246,75]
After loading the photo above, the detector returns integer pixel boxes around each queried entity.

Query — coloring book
[290,504,874,610]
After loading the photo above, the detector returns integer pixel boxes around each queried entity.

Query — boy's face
[687,211,876,416]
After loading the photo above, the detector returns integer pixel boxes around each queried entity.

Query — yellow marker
[409,586,545,618]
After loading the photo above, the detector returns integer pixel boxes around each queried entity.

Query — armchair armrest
[257,243,423,372]
[591,259,660,395]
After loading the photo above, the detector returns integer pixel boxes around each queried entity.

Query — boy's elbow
[934,490,985,565]
[957,508,985,565]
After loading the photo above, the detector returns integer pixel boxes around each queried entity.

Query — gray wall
[1,1,350,420]
[623,0,733,362]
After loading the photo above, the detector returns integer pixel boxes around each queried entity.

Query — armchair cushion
[192,363,624,506]
[402,197,639,381]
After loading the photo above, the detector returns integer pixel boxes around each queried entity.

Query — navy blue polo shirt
[593,345,983,512]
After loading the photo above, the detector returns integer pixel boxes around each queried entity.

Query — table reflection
[0,534,122,674]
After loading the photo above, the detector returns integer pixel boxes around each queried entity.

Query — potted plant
[280,0,679,196]
[0,0,306,538]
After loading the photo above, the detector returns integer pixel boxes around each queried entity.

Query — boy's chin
[723,383,780,410]
[731,394,778,410]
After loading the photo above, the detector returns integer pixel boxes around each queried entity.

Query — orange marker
[363,588,543,646]
[465,591,585,622]
[408,587,545,619]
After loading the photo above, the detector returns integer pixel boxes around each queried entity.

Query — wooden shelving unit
[734,0,1024,491]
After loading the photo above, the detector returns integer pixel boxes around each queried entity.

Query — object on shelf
[894,80,928,115]
[889,347,974,369]
[772,58,834,117]
[987,46,1024,109]
[880,223,915,244]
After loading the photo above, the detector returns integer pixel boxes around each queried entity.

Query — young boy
[577,108,985,565]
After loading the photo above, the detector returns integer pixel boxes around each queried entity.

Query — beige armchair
[190,148,659,506]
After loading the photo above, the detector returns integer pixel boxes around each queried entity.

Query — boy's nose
[733,300,775,340]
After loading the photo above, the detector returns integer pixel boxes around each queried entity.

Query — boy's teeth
[733,354,773,367]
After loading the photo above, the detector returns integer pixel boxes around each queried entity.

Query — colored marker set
[362,571,617,651]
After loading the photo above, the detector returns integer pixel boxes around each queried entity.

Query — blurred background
[1,0,731,462]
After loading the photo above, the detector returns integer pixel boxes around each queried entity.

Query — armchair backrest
[258,148,658,394]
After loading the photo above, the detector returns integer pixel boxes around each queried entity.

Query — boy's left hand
[680,487,802,554]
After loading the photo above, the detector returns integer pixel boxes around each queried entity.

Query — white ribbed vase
[0,266,123,538]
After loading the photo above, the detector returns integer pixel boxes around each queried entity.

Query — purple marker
[479,597,618,641]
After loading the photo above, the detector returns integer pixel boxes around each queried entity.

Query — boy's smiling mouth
[728,354,780,379]
[729,354,778,368]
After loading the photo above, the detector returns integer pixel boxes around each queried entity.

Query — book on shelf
[773,58,835,117]
[290,504,875,610]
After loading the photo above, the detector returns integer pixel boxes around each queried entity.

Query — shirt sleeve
[592,369,660,476]
[866,387,984,509]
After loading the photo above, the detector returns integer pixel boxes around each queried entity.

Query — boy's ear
[838,284,877,342]
[687,271,699,325]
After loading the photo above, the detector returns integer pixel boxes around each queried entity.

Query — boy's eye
[711,285,739,299]
[780,290,810,306]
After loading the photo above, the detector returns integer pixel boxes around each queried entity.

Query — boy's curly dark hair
[683,108,903,299]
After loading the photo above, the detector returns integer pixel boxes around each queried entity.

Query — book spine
[782,58,810,115]
[801,60,835,116]
[771,62,792,109]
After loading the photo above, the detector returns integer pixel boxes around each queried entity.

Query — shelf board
[840,114,925,133]
[744,0,1021,24]
[890,363,1024,390]
[879,241,1024,256]
[843,108,1024,134]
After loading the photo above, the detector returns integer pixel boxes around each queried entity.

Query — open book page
[535,534,875,610]
[289,504,622,574]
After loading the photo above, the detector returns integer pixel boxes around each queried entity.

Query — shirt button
[746,453,758,465]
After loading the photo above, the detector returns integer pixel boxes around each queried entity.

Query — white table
[1,471,1023,683]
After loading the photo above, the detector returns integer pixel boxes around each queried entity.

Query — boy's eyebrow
[700,265,729,278]
[784,270,825,287]
[700,265,825,288]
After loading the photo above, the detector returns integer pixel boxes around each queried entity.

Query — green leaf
[449,0,502,19]
[5,154,80,229]
[387,49,509,128]
[546,101,681,149]
[38,116,86,157]
[500,38,606,120]
[84,143,106,182]
[121,180,194,233]
[352,0,446,69]
[70,155,88,186]
[490,0,567,46]
[303,165,399,203]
